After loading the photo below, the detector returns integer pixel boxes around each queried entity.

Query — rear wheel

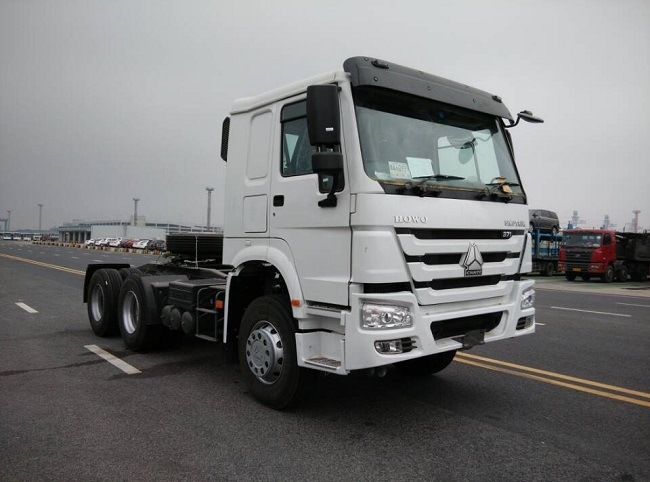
[87,268,122,337]
[119,267,143,280]
[630,264,648,282]
[543,261,555,277]
[395,351,457,375]
[118,276,164,351]
[238,295,305,409]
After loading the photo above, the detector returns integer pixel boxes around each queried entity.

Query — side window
[281,101,315,177]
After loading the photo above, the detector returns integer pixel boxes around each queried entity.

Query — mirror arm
[318,174,339,208]
[504,117,520,129]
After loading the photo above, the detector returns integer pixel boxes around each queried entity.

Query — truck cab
[222,57,537,375]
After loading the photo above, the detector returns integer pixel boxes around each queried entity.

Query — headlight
[362,303,413,329]
[521,288,535,310]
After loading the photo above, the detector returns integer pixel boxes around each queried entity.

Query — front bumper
[342,279,535,370]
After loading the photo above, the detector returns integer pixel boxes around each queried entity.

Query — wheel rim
[90,284,105,321]
[245,321,284,385]
[121,291,140,335]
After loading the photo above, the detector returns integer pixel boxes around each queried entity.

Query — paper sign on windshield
[406,157,434,178]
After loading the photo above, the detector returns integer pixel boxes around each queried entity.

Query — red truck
[558,229,650,282]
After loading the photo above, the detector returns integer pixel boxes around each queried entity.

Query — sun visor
[343,57,513,121]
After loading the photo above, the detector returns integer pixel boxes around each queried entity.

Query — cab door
[269,97,351,306]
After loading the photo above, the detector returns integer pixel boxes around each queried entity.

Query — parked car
[94,238,105,246]
[108,237,123,247]
[2,235,12,241]
[85,239,95,246]
[148,239,166,252]
[133,239,151,249]
[120,238,135,248]
[529,209,560,235]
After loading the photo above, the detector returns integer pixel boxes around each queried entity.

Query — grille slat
[396,228,525,240]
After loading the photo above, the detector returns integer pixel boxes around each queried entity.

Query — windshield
[564,233,602,247]
[353,87,523,198]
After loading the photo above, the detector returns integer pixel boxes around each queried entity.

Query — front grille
[396,227,524,305]
[431,312,503,340]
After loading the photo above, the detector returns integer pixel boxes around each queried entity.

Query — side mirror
[307,85,341,146]
[504,110,544,129]
[307,85,343,208]
[518,110,544,124]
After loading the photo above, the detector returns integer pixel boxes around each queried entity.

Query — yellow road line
[455,358,650,408]
[456,352,650,400]
[0,253,85,276]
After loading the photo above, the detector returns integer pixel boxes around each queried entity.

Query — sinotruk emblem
[461,243,483,277]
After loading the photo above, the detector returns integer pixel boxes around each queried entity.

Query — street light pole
[132,198,140,226]
[206,187,214,230]
[7,210,10,231]
[38,204,43,231]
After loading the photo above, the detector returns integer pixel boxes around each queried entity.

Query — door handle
[273,195,284,207]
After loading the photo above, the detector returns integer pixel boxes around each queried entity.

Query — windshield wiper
[413,174,466,181]
[477,178,519,202]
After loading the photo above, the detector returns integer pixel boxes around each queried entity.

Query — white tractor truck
[83,56,543,408]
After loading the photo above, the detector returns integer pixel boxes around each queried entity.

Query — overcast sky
[1,0,649,232]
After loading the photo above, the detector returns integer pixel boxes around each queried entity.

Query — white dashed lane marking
[85,345,141,375]
[16,302,38,313]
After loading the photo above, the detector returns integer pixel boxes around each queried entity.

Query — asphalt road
[1,242,649,481]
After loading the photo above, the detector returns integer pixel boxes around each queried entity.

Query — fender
[228,238,307,318]
[138,275,188,325]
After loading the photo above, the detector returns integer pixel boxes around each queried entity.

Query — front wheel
[395,350,456,376]
[238,295,305,409]
[565,272,576,281]
[601,265,614,283]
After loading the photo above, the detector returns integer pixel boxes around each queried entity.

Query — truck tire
[395,350,456,376]
[565,272,576,281]
[580,274,590,281]
[87,268,123,337]
[118,267,143,280]
[630,264,648,282]
[543,261,555,277]
[238,295,305,409]
[615,264,629,282]
[601,265,614,283]
[117,276,163,351]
